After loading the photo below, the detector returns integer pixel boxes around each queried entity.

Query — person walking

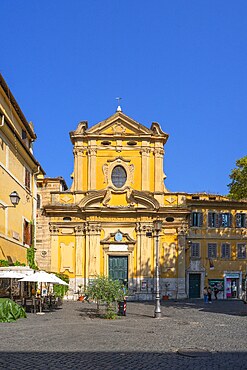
[203,287,208,303]
[213,285,219,300]
[208,286,212,303]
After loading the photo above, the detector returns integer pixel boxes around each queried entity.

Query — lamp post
[153,219,163,318]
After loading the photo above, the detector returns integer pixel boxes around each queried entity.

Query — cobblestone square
[0,299,247,369]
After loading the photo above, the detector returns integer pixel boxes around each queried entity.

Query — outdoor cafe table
[0,298,26,322]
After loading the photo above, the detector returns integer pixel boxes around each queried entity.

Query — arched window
[111,165,127,188]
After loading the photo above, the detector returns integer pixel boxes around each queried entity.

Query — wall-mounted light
[0,191,20,209]
[185,240,192,250]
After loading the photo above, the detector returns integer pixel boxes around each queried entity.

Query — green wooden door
[109,256,128,282]
[189,273,201,298]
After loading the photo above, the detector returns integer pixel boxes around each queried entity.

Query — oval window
[111,165,127,188]
[166,217,174,222]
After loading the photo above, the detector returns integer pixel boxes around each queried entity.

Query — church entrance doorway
[189,273,201,298]
[109,256,128,283]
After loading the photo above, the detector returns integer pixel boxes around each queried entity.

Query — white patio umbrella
[19,270,58,284]
[49,274,69,286]
[0,270,27,299]
[19,271,59,314]
[0,271,27,279]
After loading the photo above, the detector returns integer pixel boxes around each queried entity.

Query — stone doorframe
[186,259,206,298]
[102,246,135,290]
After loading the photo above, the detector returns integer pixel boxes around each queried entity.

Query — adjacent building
[36,109,247,300]
[0,74,44,266]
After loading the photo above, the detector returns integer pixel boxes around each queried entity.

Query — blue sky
[1,1,247,195]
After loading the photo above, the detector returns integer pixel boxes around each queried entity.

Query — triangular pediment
[70,112,168,143]
[86,112,157,137]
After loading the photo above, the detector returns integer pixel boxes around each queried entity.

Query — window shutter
[226,244,230,258]
[27,223,31,246]
[196,243,200,257]
[29,223,33,246]
[25,168,31,190]
[208,213,212,227]
[245,214,247,228]
[23,221,28,244]
[229,213,232,227]
[199,212,203,227]
[215,213,219,227]
[236,213,240,228]
[189,214,193,227]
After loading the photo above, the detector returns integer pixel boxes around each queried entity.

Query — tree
[228,156,247,200]
[85,276,126,318]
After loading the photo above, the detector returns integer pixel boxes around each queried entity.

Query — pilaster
[88,146,97,190]
[177,224,188,298]
[141,144,150,191]
[154,145,164,204]
[85,222,101,279]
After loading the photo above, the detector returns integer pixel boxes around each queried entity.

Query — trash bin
[118,299,127,316]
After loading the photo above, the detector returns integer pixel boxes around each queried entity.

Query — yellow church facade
[36,110,247,300]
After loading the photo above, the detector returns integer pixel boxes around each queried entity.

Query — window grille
[111,165,127,188]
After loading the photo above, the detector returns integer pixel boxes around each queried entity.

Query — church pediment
[101,230,136,245]
[85,112,167,138]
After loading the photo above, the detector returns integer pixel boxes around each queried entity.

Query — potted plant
[162,282,170,300]
[77,284,84,301]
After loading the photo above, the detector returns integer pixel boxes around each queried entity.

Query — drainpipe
[0,115,4,127]
[32,165,41,267]
[33,165,40,177]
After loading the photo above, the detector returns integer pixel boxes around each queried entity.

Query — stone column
[141,146,150,191]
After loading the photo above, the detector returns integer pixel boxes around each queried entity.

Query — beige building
[36,109,247,300]
[0,74,44,266]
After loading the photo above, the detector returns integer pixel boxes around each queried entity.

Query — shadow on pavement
[0,351,246,369]
[141,299,247,317]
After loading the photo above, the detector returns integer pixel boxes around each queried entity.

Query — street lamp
[153,219,163,318]
[0,191,20,209]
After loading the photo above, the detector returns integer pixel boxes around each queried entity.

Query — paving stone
[0,299,246,368]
